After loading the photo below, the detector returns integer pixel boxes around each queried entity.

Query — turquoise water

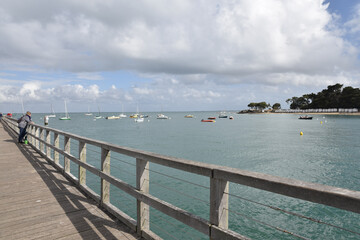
[29,112,360,239]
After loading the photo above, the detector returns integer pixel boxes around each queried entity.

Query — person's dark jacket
[18,114,32,128]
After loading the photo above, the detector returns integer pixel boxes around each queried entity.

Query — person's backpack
[17,115,24,123]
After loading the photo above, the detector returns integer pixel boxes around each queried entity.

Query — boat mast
[64,100,68,118]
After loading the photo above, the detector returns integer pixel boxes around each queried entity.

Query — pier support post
[101,147,110,206]
[210,177,229,233]
[45,130,50,159]
[64,136,70,174]
[136,158,149,235]
[78,141,86,186]
[54,133,59,164]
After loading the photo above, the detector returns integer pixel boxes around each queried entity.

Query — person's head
[26,111,31,116]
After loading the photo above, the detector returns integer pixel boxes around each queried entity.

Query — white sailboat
[119,103,127,118]
[133,104,144,122]
[85,105,92,116]
[59,100,71,120]
[94,105,102,119]
[48,104,56,118]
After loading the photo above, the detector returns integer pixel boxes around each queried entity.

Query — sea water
[29,112,360,239]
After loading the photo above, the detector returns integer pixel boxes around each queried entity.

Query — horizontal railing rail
[2,116,360,240]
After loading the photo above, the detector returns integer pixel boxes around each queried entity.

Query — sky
[1,0,360,113]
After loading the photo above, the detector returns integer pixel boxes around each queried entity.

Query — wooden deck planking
[0,123,141,240]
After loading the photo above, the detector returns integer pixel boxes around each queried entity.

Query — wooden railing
[2,116,360,240]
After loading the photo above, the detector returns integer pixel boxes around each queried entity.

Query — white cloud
[0,0,357,79]
[77,72,103,80]
[19,81,42,100]
[133,87,153,95]
[0,0,360,113]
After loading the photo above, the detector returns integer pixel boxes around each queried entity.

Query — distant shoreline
[244,112,360,116]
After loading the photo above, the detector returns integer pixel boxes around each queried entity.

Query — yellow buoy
[320,121,323,124]
[300,131,303,135]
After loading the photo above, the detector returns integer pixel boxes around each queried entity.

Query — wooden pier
[1,116,359,240]
[0,123,140,239]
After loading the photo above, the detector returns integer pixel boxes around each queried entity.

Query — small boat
[105,115,120,120]
[59,100,71,120]
[299,115,313,120]
[219,112,228,118]
[131,104,141,119]
[85,106,93,116]
[94,105,102,119]
[48,104,56,118]
[157,114,169,119]
[229,116,234,120]
[208,117,216,120]
[201,119,215,122]
[184,114,194,118]
[134,117,144,123]
[119,104,127,118]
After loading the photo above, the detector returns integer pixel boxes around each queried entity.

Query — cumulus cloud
[0,0,360,112]
[0,0,358,79]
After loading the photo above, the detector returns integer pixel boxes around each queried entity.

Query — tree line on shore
[243,102,281,112]
[286,84,360,109]
[243,83,360,113]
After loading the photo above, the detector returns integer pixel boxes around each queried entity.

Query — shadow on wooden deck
[1,123,141,240]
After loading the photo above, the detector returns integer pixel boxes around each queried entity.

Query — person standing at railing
[17,111,33,143]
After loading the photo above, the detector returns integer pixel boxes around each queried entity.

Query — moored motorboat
[201,119,215,122]
[105,115,120,120]
[157,114,169,119]
[184,114,194,118]
[299,115,313,120]
[229,116,234,120]
[219,112,228,118]
[208,117,216,120]
[134,117,144,122]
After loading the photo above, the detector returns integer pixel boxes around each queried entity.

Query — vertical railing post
[64,136,70,174]
[54,133,59,165]
[39,128,44,152]
[32,125,35,146]
[28,125,33,144]
[136,158,149,235]
[31,125,34,145]
[101,147,111,206]
[78,141,86,186]
[45,130,51,159]
[210,176,229,238]
[35,127,40,150]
